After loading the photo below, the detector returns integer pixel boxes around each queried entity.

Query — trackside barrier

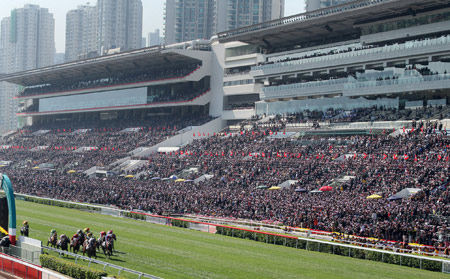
[12,193,450,273]
[42,246,162,279]
[0,245,41,265]
[130,211,450,274]
[0,251,66,279]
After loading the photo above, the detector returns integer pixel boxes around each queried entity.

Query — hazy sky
[0,1,305,53]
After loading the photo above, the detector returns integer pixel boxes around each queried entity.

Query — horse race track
[16,200,448,279]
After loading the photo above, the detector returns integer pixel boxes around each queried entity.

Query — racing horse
[102,239,114,258]
[20,225,29,237]
[70,238,81,254]
[57,235,70,252]
[83,238,97,258]
[47,234,58,248]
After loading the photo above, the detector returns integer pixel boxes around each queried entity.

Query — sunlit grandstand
[0,0,449,278]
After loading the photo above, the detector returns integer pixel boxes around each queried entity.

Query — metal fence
[0,245,40,265]
[43,246,163,279]
[0,251,66,279]
[12,194,450,274]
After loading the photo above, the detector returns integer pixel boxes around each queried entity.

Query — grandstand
[0,0,449,270]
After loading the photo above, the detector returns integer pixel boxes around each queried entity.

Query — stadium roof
[217,0,450,49]
[0,46,201,86]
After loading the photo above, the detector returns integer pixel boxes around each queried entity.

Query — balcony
[251,35,450,78]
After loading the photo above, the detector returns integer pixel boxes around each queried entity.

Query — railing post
[420,258,422,269]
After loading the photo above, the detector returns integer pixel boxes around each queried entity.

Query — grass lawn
[15,200,449,279]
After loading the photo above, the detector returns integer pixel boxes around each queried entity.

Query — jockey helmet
[23,220,28,225]
[51,229,56,233]
[73,233,79,238]
[61,234,66,238]
[108,230,113,234]
[100,231,105,236]
[77,229,82,234]
[87,232,92,237]
[84,227,90,233]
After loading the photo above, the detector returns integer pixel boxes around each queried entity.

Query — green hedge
[40,254,107,279]
[215,226,443,272]
[19,195,101,212]
[171,219,189,228]
[122,211,146,220]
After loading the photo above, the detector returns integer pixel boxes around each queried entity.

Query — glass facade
[39,87,147,112]
[361,11,450,36]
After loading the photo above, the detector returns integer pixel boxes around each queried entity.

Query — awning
[319,186,333,192]
[157,147,180,153]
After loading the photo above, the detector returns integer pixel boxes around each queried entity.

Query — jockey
[87,233,95,245]
[71,233,79,243]
[60,234,68,241]
[84,228,90,234]
[105,230,114,243]
[50,229,57,238]
[77,229,85,242]
[99,231,106,241]
[21,221,29,237]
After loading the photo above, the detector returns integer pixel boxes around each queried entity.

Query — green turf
[15,200,449,279]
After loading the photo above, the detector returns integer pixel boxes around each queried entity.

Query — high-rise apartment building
[148,29,163,47]
[164,0,215,45]
[305,0,354,12]
[97,0,143,54]
[0,4,55,133]
[65,5,98,62]
[215,0,285,33]
[164,0,284,44]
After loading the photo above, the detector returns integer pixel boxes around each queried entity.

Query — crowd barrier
[129,211,450,273]
[0,251,65,279]
[42,246,162,279]
[10,193,450,274]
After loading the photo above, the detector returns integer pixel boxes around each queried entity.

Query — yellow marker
[0,225,8,235]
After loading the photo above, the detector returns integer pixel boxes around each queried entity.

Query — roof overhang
[217,0,450,49]
[0,46,202,86]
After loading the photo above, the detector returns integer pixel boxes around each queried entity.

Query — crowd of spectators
[0,115,213,171]
[256,34,449,69]
[281,105,449,123]
[2,114,448,248]
[19,63,201,97]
